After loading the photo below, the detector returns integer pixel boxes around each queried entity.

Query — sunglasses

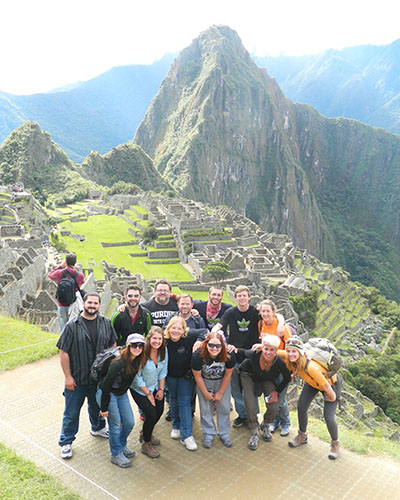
[208,343,222,349]
[127,294,140,298]
[130,343,144,349]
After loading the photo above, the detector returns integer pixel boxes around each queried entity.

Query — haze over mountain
[134,25,400,300]
[0,54,175,162]
[255,40,400,135]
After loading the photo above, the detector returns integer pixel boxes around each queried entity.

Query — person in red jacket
[48,253,85,333]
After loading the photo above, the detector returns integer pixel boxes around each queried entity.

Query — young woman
[239,334,291,451]
[130,326,168,459]
[280,336,342,459]
[258,299,292,436]
[165,316,199,451]
[191,332,235,449]
[97,333,145,468]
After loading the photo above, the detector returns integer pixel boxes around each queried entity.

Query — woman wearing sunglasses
[130,326,168,459]
[97,333,145,468]
[191,331,235,448]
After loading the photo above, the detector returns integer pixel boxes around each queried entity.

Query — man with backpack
[48,253,85,333]
[57,292,117,460]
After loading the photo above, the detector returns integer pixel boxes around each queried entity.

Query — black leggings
[130,389,164,443]
[297,376,342,441]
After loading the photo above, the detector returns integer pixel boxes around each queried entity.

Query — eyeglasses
[130,343,144,349]
[208,343,222,349]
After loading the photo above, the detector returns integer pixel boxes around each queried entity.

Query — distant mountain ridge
[255,39,400,135]
[0,54,175,162]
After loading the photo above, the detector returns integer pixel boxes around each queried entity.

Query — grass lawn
[0,315,58,373]
[0,443,81,500]
[60,214,193,281]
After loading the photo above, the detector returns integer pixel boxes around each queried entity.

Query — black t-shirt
[142,298,179,327]
[191,349,236,380]
[219,305,260,349]
[166,336,197,378]
[82,317,97,345]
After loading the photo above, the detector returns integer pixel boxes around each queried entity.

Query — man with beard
[193,286,232,331]
[163,294,207,334]
[112,286,152,345]
[142,279,179,327]
[57,292,117,459]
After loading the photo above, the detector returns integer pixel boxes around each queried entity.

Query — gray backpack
[304,337,342,378]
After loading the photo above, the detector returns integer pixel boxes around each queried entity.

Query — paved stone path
[1,355,399,500]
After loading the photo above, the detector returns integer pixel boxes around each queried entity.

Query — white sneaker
[60,444,72,459]
[180,436,198,451]
[170,429,181,440]
[90,427,109,438]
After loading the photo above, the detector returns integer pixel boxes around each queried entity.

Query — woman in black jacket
[97,333,145,468]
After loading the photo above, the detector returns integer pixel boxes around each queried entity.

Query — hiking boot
[90,427,109,438]
[141,442,160,459]
[288,430,308,448]
[280,425,290,437]
[170,428,181,440]
[111,451,131,468]
[233,416,246,427]
[248,431,259,451]
[140,431,161,446]
[60,444,72,459]
[123,446,135,458]
[261,425,272,442]
[219,436,233,448]
[180,436,198,451]
[328,440,340,460]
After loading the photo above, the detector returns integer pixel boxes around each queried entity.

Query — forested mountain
[255,40,400,134]
[134,25,400,300]
[0,54,175,162]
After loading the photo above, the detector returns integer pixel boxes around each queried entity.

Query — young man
[141,279,179,327]
[112,285,152,345]
[163,294,207,334]
[48,253,85,333]
[212,285,260,427]
[193,286,232,331]
[57,292,117,459]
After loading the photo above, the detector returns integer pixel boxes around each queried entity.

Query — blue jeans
[59,384,105,446]
[231,364,246,419]
[97,389,134,456]
[273,385,291,428]
[167,376,194,440]
[57,306,69,333]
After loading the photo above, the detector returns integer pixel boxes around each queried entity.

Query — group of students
[56,276,341,469]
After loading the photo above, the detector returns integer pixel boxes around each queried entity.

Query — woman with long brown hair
[97,333,145,468]
[191,331,235,448]
[130,326,168,459]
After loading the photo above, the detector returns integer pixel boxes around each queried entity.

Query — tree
[141,221,158,244]
[203,261,231,282]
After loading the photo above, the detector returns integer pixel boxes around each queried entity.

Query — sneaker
[202,439,213,449]
[288,430,308,448]
[262,425,272,442]
[123,446,136,458]
[60,444,72,459]
[90,427,109,438]
[111,451,131,468]
[232,416,246,427]
[328,440,340,460]
[268,422,278,434]
[180,436,198,451]
[280,425,290,437]
[248,432,259,451]
[140,431,161,446]
[165,409,172,422]
[141,442,160,459]
[219,436,233,448]
[170,428,181,440]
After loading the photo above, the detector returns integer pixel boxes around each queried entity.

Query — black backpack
[90,347,121,383]
[56,270,79,306]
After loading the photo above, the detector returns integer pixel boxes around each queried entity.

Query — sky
[1,0,399,95]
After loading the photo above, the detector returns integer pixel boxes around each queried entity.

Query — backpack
[304,337,342,378]
[90,346,121,383]
[56,270,79,306]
